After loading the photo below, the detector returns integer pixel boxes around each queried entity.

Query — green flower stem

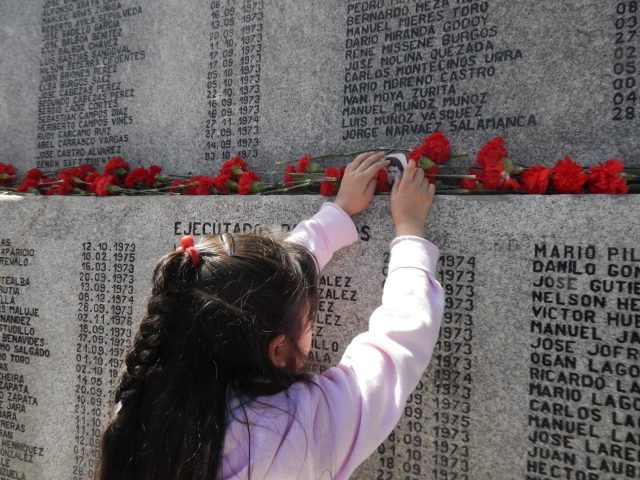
[278,180,316,187]
[126,190,172,195]
[288,173,341,182]
[436,187,526,195]
[273,147,411,165]
[432,189,475,195]
[133,184,194,194]
[260,181,314,194]
[129,181,199,195]
[431,174,476,179]
[311,147,413,160]
[289,173,327,178]
[165,174,192,179]
[433,166,475,170]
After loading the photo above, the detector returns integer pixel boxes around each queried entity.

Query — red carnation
[409,131,451,166]
[124,167,151,189]
[475,157,522,191]
[169,179,189,194]
[196,176,220,195]
[284,165,296,188]
[220,157,248,178]
[46,176,75,195]
[46,180,73,195]
[296,155,320,174]
[295,155,310,174]
[589,175,628,194]
[424,166,440,184]
[0,163,16,185]
[86,172,101,193]
[126,165,166,188]
[319,167,341,196]
[330,166,344,180]
[59,165,96,188]
[212,174,231,194]
[178,176,214,195]
[184,175,232,195]
[477,137,509,169]
[25,168,44,180]
[461,177,479,190]
[226,180,239,192]
[238,171,262,195]
[476,158,506,190]
[552,156,587,193]
[503,177,522,191]
[586,159,628,194]
[104,157,129,179]
[319,181,336,196]
[18,168,45,192]
[59,168,80,185]
[74,164,97,183]
[520,166,552,194]
[375,169,390,193]
[16,177,41,193]
[77,164,97,177]
[148,165,164,185]
[95,175,120,196]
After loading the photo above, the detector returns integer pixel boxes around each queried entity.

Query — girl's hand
[390,159,436,238]
[334,151,389,216]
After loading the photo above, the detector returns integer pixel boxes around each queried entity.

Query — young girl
[96,151,444,480]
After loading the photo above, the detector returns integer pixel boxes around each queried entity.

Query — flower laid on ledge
[1,133,638,197]
[458,139,637,194]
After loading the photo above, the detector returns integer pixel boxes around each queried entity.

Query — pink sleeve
[313,236,444,479]
[286,202,359,270]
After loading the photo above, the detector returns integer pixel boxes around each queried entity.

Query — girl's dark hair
[95,232,319,480]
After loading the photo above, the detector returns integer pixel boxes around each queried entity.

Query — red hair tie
[175,236,201,267]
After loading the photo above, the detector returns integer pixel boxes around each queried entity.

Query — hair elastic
[175,235,201,267]
[219,233,236,256]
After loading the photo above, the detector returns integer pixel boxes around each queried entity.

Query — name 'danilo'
[533,244,597,274]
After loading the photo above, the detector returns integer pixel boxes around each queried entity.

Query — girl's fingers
[402,160,418,186]
[365,177,377,195]
[391,174,400,196]
[357,151,387,172]
[351,151,376,169]
[363,158,389,179]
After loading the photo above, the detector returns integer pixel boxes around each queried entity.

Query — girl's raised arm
[286,151,389,269]
[300,159,443,479]
[286,201,359,270]
[314,234,443,478]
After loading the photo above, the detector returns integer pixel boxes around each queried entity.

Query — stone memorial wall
[0,195,639,479]
[0,0,638,178]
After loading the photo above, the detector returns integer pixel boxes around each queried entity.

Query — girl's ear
[268,334,292,369]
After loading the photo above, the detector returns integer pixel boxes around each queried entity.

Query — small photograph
[384,152,408,185]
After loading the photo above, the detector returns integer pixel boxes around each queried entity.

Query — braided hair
[95,232,319,480]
